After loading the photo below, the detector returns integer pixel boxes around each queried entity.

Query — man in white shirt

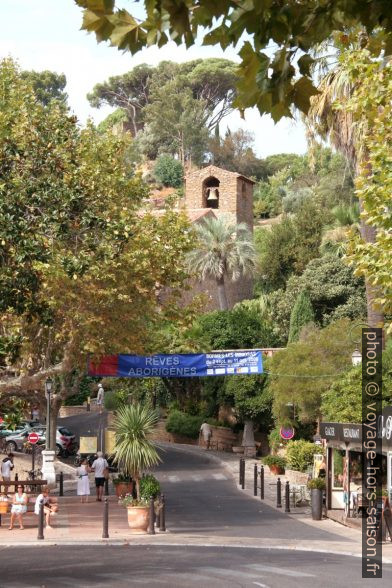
[34,485,58,529]
[91,451,108,502]
[96,384,104,413]
[1,453,14,481]
[199,422,212,450]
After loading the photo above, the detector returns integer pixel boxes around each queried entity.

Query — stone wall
[59,403,99,418]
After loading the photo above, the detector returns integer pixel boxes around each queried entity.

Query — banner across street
[88,351,263,378]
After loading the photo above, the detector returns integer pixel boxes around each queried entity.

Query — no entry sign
[28,432,40,444]
[280,427,295,440]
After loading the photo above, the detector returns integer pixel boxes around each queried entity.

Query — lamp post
[351,347,362,366]
[45,378,53,451]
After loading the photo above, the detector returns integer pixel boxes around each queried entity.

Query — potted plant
[113,473,134,498]
[262,455,287,475]
[112,404,161,534]
[308,477,326,520]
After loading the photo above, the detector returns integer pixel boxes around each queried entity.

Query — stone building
[183,165,255,310]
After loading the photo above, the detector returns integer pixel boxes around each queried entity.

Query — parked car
[4,425,77,457]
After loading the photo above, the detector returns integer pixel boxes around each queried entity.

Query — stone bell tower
[184,165,254,230]
[182,165,255,309]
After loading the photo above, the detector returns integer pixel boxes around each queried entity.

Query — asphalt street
[0,545,390,588]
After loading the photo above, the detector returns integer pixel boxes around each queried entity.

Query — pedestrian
[318,457,327,479]
[1,453,14,481]
[9,485,28,530]
[34,485,58,529]
[31,405,40,422]
[96,383,105,413]
[76,458,91,503]
[199,422,212,450]
[91,451,108,502]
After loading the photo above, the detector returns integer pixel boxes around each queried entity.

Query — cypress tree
[288,290,315,343]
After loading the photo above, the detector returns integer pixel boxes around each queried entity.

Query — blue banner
[113,350,263,378]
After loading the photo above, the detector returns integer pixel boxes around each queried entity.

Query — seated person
[9,485,28,530]
[34,485,58,529]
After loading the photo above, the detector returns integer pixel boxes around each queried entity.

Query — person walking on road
[91,451,108,502]
[76,458,91,503]
[1,453,14,481]
[96,383,104,413]
[199,422,212,450]
[9,485,28,530]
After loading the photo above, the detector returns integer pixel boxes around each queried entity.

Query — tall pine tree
[288,290,315,343]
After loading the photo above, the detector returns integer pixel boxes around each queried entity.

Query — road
[0,545,389,587]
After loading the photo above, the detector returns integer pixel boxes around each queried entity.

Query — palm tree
[187,216,257,310]
[307,53,384,328]
[112,404,161,500]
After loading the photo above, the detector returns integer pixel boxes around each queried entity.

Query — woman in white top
[9,485,28,530]
[76,458,91,503]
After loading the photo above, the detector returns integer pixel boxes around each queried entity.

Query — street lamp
[45,378,53,451]
[351,347,362,366]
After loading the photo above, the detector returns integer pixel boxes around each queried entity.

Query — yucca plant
[112,404,161,500]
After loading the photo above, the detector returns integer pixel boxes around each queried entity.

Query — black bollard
[253,464,258,496]
[241,458,245,490]
[59,471,64,497]
[102,497,109,538]
[239,458,243,486]
[15,473,18,482]
[104,477,109,496]
[37,499,44,540]
[285,481,290,513]
[148,497,155,535]
[159,494,166,532]
[260,465,264,500]
[276,477,282,508]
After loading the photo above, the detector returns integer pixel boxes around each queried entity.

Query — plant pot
[126,505,150,534]
[311,488,323,520]
[0,502,9,514]
[269,465,285,475]
[115,482,133,498]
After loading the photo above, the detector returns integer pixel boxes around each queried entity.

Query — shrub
[268,426,289,452]
[153,155,183,187]
[140,474,161,500]
[286,440,321,473]
[307,478,326,490]
[104,389,129,411]
[262,455,287,468]
[165,410,204,439]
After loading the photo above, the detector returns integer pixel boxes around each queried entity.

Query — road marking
[168,475,180,483]
[212,473,227,480]
[247,564,314,577]
[253,583,270,588]
[192,475,202,481]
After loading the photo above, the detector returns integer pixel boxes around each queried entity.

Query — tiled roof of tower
[187,208,217,222]
[185,164,255,184]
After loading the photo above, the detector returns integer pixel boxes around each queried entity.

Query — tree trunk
[359,198,384,329]
[242,419,255,447]
[216,275,229,311]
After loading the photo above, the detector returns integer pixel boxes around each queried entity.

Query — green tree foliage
[88,58,236,145]
[165,410,204,439]
[288,291,315,343]
[0,59,195,412]
[197,306,279,351]
[321,341,392,421]
[267,255,367,343]
[268,319,357,424]
[208,129,265,180]
[224,374,272,427]
[21,69,67,106]
[153,155,183,188]
[286,440,321,472]
[187,216,256,310]
[75,1,392,121]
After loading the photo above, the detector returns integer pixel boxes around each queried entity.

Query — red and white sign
[0,417,3,424]
[280,426,295,440]
[28,432,40,445]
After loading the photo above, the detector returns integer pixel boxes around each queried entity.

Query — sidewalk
[1,443,392,563]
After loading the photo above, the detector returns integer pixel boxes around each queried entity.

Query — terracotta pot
[0,502,9,514]
[115,482,133,498]
[269,465,285,475]
[127,505,150,534]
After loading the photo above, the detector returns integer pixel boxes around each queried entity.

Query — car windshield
[59,427,73,436]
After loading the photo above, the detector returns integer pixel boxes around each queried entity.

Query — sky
[0,0,307,158]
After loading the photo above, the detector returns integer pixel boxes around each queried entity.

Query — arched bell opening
[203,176,220,209]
